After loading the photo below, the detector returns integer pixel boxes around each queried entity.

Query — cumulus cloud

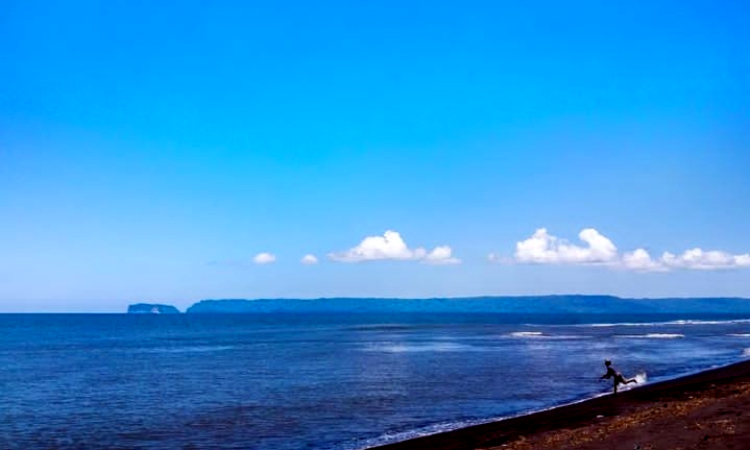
[300,254,319,265]
[253,252,277,264]
[505,228,749,272]
[329,230,422,262]
[661,249,750,270]
[422,246,461,265]
[620,248,750,272]
[328,230,460,264]
[515,228,618,264]
[621,249,667,272]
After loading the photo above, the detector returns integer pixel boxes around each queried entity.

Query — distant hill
[127,303,181,314]
[185,296,750,316]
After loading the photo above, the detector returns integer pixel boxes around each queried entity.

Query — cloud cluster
[515,228,618,264]
[253,252,277,265]
[506,228,750,272]
[230,228,747,274]
[629,248,750,271]
[328,230,461,265]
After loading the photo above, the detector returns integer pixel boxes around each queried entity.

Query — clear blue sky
[2,1,749,312]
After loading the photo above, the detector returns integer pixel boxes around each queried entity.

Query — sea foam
[620,333,684,339]
[584,318,750,328]
[509,331,544,337]
[507,331,587,339]
[618,372,648,392]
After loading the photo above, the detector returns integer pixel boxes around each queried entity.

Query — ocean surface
[2,313,750,450]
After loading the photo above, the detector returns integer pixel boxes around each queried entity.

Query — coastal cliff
[184,296,750,316]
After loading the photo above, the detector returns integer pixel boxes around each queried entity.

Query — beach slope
[369,359,750,450]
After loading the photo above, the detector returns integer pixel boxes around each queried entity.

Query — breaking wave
[618,372,648,392]
[509,331,544,337]
[620,333,684,339]
[584,318,750,327]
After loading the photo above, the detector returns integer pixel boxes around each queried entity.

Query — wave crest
[509,331,544,337]
[620,333,684,339]
[584,318,750,328]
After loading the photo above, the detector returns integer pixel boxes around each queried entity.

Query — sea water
[1,313,750,450]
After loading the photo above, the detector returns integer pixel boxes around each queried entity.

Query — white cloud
[253,252,276,264]
[620,248,750,272]
[515,228,618,264]
[422,246,461,265]
[328,230,460,264]
[329,230,424,262]
[300,254,319,265]
[622,249,667,272]
[661,248,750,270]
[507,228,750,272]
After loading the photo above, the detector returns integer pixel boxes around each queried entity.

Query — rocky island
[127,303,180,314]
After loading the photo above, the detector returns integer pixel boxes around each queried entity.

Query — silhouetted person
[600,359,637,394]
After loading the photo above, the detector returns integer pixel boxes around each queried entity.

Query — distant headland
[127,303,181,314]
[127,295,750,316]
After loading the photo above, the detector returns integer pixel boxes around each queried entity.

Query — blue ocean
[2,313,750,450]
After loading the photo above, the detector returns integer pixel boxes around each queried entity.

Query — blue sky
[1,1,749,312]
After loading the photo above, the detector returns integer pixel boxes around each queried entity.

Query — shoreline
[368,358,750,450]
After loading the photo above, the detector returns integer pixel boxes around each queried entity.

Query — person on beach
[600,359,637,394]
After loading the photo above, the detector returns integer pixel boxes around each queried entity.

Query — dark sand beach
[370,359,750,450]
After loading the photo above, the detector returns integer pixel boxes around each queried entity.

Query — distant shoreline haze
[124,296,750,316]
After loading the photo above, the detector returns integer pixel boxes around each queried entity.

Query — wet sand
[369,359,750,450]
